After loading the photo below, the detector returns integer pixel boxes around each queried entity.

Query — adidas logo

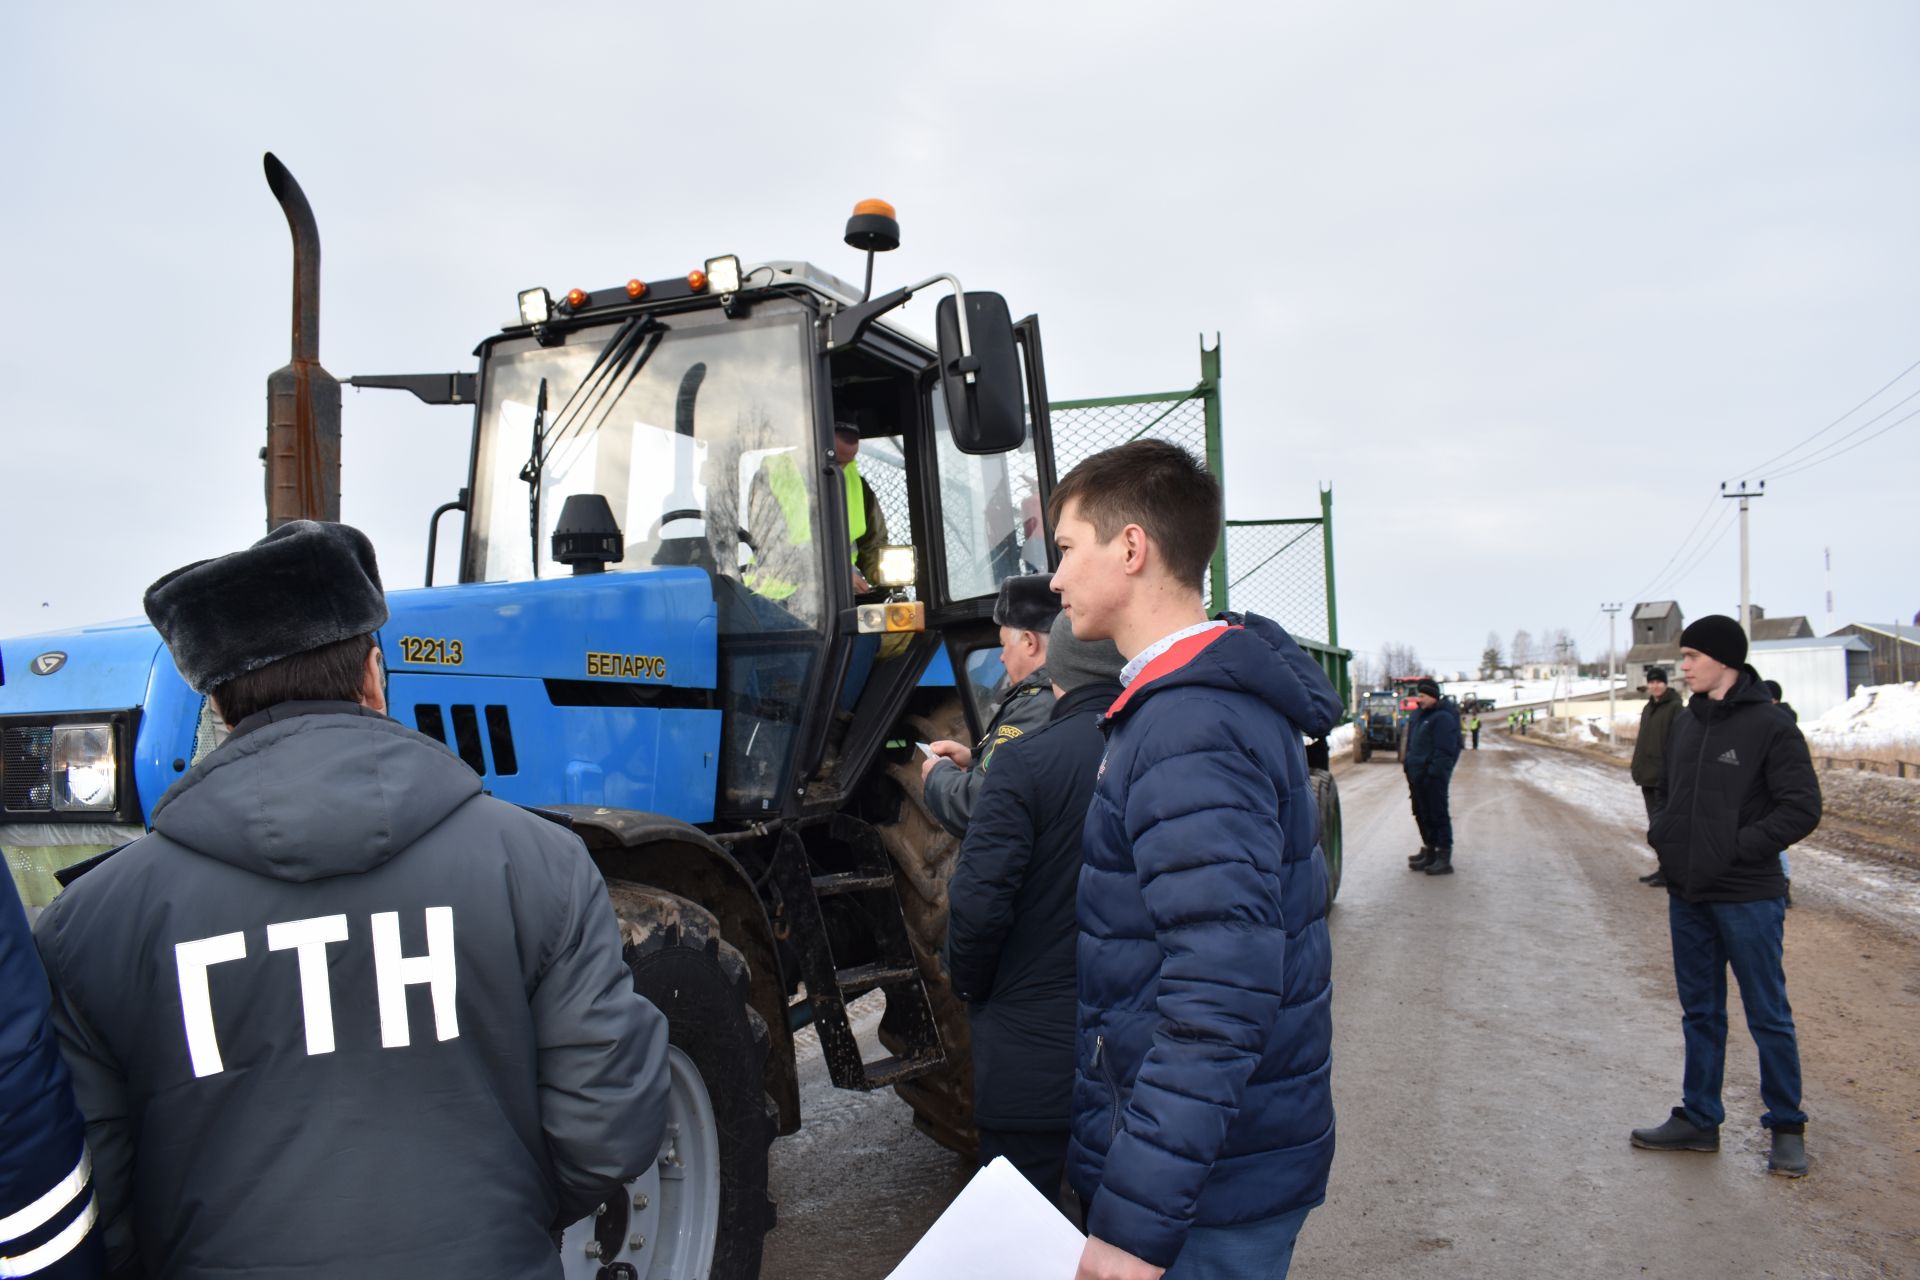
[1717,748,1740,766]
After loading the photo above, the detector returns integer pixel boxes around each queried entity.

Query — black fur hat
[144,521,388,693]
[991,573,1062,632]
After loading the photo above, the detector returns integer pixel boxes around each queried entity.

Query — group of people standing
[4,441,1343,1280]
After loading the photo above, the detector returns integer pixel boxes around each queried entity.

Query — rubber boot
[1768,1128,1808,1177]
[1424,848,1454,875]
[1408,846,1434,870]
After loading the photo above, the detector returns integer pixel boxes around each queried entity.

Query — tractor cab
[421,211,1054,826]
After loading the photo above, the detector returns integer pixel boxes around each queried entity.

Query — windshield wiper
[537,315,667,471]
[517,377,549,577]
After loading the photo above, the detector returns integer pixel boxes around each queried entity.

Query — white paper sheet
[884,1156,1086,1280]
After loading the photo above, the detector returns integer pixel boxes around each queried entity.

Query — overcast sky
[4,2,1916,679]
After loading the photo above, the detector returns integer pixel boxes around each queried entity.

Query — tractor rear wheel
[1311,767,1344,904]
[871,695,978,1157]
[562,886,777,1280]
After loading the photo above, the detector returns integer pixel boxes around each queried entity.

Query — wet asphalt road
[762,732,1920,1278]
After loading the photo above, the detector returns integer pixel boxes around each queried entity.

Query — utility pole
[1720,480,1766,637]
[1602,602,1622,746]
[1555,637,1572,723]
[1824,547,1833,628]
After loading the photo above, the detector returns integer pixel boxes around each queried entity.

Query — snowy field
[1439,676,1619,707]
[1804,682,1920,753]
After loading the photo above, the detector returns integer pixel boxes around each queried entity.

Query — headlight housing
[874,545,917,589]
[51,724,116,812]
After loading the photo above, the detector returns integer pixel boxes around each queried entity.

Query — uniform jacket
[1649,673,1821,903]
[1630,687,1682,787]
[946,680,1119,1132]
[924,667,1056,837]
[33,703,669,1280]
[3,883,104,1278]
[1069,614,1341,1268]
[1402,700,1462,781]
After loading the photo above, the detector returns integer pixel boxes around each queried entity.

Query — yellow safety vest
[747,452,867,599]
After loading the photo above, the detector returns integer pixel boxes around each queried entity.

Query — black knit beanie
[1678,614,1748,670]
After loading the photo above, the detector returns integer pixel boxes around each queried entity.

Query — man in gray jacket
[1632,667,1683,886]
[921,574,1059,837]
[34,521,669,1279]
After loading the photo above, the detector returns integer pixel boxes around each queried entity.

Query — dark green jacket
[1630,687,1682,787]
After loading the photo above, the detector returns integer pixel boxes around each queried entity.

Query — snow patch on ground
[1440,676,1621,707]
[1805,682,1920,752]
[1507,744,1920,932]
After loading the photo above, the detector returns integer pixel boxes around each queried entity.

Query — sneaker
[1630,1109,1719,1152]
[1639,870,1668,887]
[1768,1129,1808,1177]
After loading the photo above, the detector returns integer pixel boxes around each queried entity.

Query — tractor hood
[0,618,168,715]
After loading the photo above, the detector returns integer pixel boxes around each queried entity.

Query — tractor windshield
[467,304,822,630]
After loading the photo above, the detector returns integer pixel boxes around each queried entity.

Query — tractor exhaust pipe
[262,152,341,529]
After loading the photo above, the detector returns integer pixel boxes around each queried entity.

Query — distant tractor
[1351,689,1404,762]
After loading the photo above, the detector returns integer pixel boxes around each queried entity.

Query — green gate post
[1200,336,1229,612]
[1321,484,1350,709]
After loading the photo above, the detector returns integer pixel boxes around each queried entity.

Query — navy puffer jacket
[1069,614,1341,1267]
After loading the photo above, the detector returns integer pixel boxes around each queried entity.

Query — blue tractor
[1,158,1057,1277]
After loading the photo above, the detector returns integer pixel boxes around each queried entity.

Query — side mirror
[935,292,1025,454]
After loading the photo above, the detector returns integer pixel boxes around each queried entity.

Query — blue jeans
[1667,896,1806,1130]
[1164,1206,1313,1280]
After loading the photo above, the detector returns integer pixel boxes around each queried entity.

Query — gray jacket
[34,702,668,1279]
[924,668,1057,838]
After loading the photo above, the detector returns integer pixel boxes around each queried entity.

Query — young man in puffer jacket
[1049,441,1343,1280]
[1632,616,1820,1178]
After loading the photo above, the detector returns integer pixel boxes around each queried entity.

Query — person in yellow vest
[834,423,890,595]
[744,424,888,604]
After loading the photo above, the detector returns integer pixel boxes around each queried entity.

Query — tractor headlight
[874,545,917,589]
[704,255,743,295]
[51,724,116,812]
[518,287,553,326]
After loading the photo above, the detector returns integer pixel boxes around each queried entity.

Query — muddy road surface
[762,731,1920,1278]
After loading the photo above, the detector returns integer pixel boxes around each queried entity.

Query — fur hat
[144,521,388,693]
[991,573,1061,633]
[1678,614,1748,670]
[1047,611,1124,694]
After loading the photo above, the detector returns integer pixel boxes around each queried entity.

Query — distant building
[1748,636,1873,721]
[1747,604,1814,642]
[1827,622,1920,687]
[1625,600,1684,690]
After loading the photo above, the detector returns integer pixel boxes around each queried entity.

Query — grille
[2,725,54,812]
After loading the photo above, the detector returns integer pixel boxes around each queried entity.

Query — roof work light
[517,288,553,325]
[705,255,743,294]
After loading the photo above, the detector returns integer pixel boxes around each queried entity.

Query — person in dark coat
[1050,441,1342,1280]
[1404,681,1463,875]
[1632,667,1684,886]
[1632,616,1821,1179]
[946,611,1125,1204]
[922,574,1058,837]
[33,521,670,1279]
[3,881,105,1279]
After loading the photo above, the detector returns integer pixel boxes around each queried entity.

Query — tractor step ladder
[770,815,945,1092]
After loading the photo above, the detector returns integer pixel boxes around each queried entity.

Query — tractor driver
[743,422,889,607]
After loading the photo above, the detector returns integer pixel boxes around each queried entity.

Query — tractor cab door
[804,314,1055,796]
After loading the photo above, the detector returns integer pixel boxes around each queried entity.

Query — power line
[1659,505,1740,597]
[1621,495,1718,605]
[1728,352,1920,481]
[1763,402,1920,482]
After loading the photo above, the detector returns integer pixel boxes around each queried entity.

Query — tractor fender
[556,806,800,1137]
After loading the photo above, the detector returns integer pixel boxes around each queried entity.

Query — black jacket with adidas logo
[1648,670,1821,903]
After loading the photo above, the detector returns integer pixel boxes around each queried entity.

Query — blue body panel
[919,645,955,686]
[2,569,726,829]
[379,570,722,824]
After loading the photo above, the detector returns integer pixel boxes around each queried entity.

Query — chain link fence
[1047,346,1340,654]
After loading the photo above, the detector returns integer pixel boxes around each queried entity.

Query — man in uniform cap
[1632,615,1820,1178]
[921,574,1060,838]
[33,520,670,1279]
[947,611,1126,1206]
[1404,677,1463,875]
